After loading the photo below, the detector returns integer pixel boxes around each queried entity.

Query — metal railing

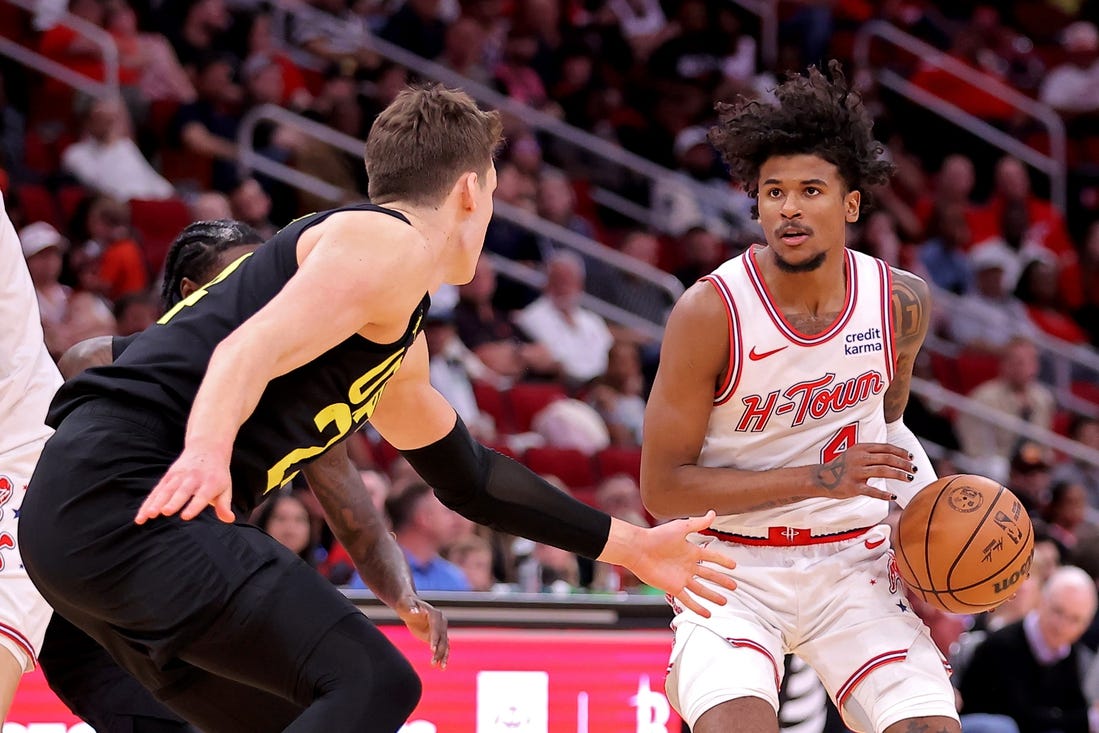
[853,20,1067,214]
[929,285,1099,420]
[236,103,681,340]
[268,0,741,239]
[0,0,119,99]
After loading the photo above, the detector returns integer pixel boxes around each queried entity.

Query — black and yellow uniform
[20,204,424,733]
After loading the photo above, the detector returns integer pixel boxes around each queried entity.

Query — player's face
[756,155,860,273]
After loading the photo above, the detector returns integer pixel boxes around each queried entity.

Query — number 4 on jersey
[821,422,858,463]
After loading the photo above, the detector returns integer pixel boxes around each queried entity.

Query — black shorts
[20,398,355,685]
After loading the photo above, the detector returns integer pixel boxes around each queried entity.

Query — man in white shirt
[61,97,175,201]
[514,250,613,385]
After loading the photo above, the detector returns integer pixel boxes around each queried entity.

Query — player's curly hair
[160,220,264,308]
[709,60,894,216]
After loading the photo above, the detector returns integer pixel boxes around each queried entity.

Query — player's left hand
[135,449,235,524]
[396,595,449,668]
[616,511,739,618]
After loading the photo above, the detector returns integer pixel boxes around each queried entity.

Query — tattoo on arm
[814,454,847,492]
[883,270,932,423]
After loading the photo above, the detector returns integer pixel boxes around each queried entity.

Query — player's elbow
[639,474,678,521]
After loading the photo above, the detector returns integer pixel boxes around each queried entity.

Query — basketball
[894,474,1034,614]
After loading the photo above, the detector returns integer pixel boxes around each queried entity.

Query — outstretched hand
[135,449,235,525]
[619,511,738,618]
[396,596,449,669]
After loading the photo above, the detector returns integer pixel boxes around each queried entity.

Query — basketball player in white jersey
[0,190,62,718]
[642,62,960,733]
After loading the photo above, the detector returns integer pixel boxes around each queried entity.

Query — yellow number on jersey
[157,253,254,325]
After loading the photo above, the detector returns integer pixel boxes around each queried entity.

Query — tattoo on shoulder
[890,270,930,347]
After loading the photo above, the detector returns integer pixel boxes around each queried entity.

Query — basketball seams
[895,475,1036,613]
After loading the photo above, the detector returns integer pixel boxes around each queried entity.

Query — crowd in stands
[9,1,1099,728]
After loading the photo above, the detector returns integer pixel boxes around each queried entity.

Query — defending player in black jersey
[20,85,737,733]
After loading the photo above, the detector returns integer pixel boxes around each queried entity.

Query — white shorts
[665,525,958,733]
[0,443,53,672]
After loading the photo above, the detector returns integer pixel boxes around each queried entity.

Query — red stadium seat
[1071,380,1099,406]
[594,446,642,483]
[472,380,515,434]
[507,382,567,433]
[129,197,192,275]
[15,184,60,229]
[954,349,1001,395]
[522,447,595,490]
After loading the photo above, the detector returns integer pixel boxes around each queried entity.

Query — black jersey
[49,203,429,512]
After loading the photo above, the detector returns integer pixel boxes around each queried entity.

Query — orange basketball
[894,474,1034,614]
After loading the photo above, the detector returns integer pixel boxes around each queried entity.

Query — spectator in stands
[380,0,448,61]
[453,258,558,381]
[189,190,232,221]
[38,0,140,97]
[61,97,175,202]
[536,169,596,240]
[422,310,498,441]
[904,351,961,452]
[957,566,1097,733]
[243,11,312,110]
[0,76,24,180]
[1052,417,1099,515]
[167,0,234,72]
[587,229,672,324]
[673,226,729,288]
[171,53,243,192]
[113,290,159,336]
[917,202,973,295]
[494,31,558,114]
[252,491,320,567]
[914,154,979,241]
[971,203,1056,295]
[531,542,581,595]
[1014,258,1089,343]
[291,0,378,75]
[349,483,471,592]
[955,338,1055,481]
[970,157,1080,308]
[650,125,754,242]
[515,250,614,385]
[947,244,1038,353]
[909,28,1016,124]
[104,0,196,104]
[1075,220,1099,347]
[1009,441,1058,519]
[1043,481,1095,558]
[588,340,646,446]
[607,0,673,62]
[77,196,148,302]
[595,474,650,530]
[1039,21,1099,115]
[228,177,276,240]
[445,534,496,592]
[437,15,491,85]
[20,221,114,359]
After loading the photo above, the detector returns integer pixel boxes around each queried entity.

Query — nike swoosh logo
[865,538,886,550]
[748,345,789,361]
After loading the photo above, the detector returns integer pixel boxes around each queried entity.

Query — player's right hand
[812,442,916,501]
[135,449,236,524]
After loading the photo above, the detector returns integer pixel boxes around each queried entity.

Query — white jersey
[0,191,62,456]
[699,245,896,534]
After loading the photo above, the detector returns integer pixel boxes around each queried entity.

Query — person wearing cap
[20,221,115,359]
[947,241,1038,353]
[650,125,755,242]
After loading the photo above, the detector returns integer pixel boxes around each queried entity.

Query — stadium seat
[594,446,642,483]
[472,380,515,434]
[954,349,1001,395]
[508,382,567,433]
[522,447,595,490]
[129,197,192,275]
[15,183,61,229]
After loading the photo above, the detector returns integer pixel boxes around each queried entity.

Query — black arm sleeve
[401,418,612,559]
[111,333,139,360]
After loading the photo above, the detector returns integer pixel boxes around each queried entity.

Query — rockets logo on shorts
[0,476,13,521]
[886,552,902,595]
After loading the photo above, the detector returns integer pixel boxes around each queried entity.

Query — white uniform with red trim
[664,246,958,732]
[0,190,61,671]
